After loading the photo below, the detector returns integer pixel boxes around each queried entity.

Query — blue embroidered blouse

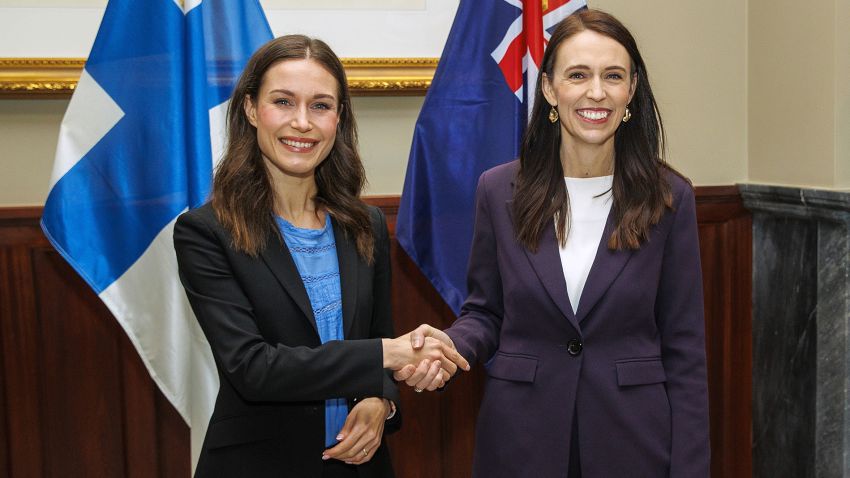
[276,214,347,448]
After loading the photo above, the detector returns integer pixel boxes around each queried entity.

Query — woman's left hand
[322,397,389,465]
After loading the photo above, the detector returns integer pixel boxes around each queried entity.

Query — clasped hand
[382,324,469,392]
[323,325,467,465]
[322,397,389,465]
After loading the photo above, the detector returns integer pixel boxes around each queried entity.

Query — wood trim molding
[0,57,438,99]
[694,185,751,224]
[0,206,43,222]
[0,58,82,98]
[342,58,437,96]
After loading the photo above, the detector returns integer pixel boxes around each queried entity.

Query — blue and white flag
[41,0,272,467]
[396,0,586,314]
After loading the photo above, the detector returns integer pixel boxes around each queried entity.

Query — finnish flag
[40,0,272,468]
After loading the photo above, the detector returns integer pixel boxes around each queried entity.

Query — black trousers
[322,459,358,478]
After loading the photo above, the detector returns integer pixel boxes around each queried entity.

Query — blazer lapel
[574,210,633,323]
[332,218,358,338]
[259,233,317,334]
[507,200,579,332]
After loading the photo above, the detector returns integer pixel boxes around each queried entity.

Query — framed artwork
[0,0,456,97]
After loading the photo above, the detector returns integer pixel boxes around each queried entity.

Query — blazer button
[567,339,583,356]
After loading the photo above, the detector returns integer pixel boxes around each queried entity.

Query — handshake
[382,324,470,393]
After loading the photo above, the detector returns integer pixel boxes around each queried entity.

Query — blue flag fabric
[43,0,272,292]
[396,0,586,314]
[40,0,272,468]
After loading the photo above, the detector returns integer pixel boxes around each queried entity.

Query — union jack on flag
[398,0,586,314]
[493,0,587,112]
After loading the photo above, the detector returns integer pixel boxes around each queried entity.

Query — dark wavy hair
[513,9,680,252]
[211,35,375,263]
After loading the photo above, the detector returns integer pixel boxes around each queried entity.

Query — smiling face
[244,58,340,182]
[542,29,636,152]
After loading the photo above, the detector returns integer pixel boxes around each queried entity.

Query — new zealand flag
[396,0,587,314]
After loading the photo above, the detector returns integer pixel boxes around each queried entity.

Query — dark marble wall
[752,215,817,477]
[742,185,850,478]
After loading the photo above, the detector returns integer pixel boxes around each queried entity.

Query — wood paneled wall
[0,188,751,477]
[692,187,753,476]
[0,208,189,477]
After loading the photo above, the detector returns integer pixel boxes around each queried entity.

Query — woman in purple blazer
[398,9,710,477]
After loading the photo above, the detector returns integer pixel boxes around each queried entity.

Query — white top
[558,175,614,314]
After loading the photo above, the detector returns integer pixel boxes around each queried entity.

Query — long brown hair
[211,35,375,263]
[513,9,678,252]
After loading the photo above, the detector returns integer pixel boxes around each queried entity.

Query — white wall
[593,0,748,186]
[0,99,65,205]
[0,96,425,205]
[749,0,836,188]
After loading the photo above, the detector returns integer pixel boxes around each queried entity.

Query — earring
[622,106,631,123]
[549,105,559,123]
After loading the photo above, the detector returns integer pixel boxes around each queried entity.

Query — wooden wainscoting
[0,188,751,478]
[0,207,189,477]
[693,186,753,477]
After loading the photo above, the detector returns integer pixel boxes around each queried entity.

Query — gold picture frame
[0,57,438,98]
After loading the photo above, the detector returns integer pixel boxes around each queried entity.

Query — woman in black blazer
[174,35,467,478]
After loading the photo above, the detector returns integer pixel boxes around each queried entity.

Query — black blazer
[174,203,400,478]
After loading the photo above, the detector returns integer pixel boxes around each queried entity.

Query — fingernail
[336,434,344,441]
[322,454,329,461]
[414,338,422,348]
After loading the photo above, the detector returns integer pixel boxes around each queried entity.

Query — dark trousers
[322,459,358,478]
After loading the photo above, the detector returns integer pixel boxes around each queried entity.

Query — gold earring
[622,106,631,123]
[549,105,559,123]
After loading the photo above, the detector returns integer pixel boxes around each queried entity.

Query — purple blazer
[446,161,710,477]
